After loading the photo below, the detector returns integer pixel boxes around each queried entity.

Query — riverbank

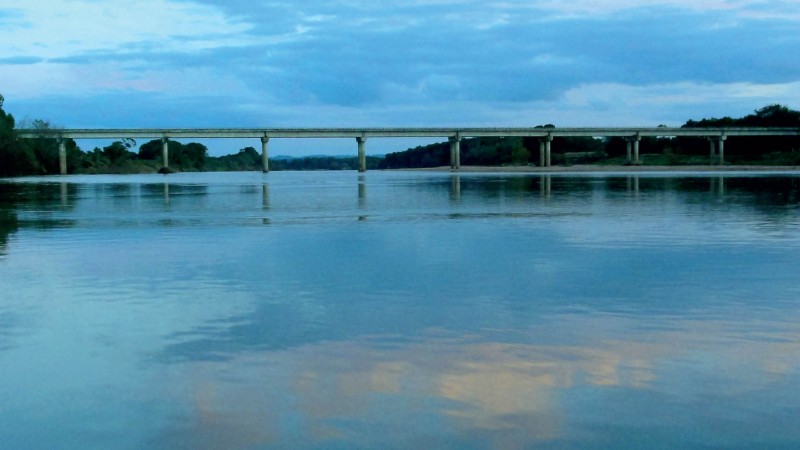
[408,164,800,173]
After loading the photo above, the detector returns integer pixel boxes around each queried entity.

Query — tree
[177,142,207,170]
[136,139,206,171]
[137,139,164,161]
[746,104,800,127]
[25,119,60,174]
[0,94,39,176]
[102,141,134,164]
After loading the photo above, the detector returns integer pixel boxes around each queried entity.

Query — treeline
[203,146,383,171]
[379,132,608,168]
[381,105,800,168]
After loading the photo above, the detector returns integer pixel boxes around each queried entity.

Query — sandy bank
[404,165,800,173]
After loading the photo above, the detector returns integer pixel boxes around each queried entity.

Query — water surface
[1,171,800,449]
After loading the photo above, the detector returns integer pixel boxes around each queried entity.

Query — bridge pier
[261,136,270,173]
[357,137,366,172]
[450,138,455,169]
[539,140,545,167]
[709,138,717,164]
[625,136,641,164]
[625,134,642,165]
[541,135,553,167]
[455,136,461,169]
[709,137,726,164]
[626,140,632,164]
[58,138,67,175]
[449,136,461,170]
[161,137,169,170]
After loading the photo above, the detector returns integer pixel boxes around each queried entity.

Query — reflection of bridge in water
[17,127,800,175]
[0,173,784,256]
[144,175,730,218]
[34,175,737,212]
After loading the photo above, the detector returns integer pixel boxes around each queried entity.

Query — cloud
[0,0,255,59]
[0,56,44,65]
[554,81,800,124]
[2,0,800,153]
[495,0,800,18]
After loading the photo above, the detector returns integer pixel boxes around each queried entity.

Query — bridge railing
[14,126,800,139]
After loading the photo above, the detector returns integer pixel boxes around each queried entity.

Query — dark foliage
[680,104,800,160]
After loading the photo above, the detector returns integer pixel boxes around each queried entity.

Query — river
[1,170,799,449]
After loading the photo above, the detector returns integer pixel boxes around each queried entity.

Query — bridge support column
[539,140,545,167]
[709,139,717,164]
[58,138,67,175]
[449,136,461,170]
[357,137,366,172]
[544,135,553,167]
[633,136,641,165]
[161,137,169,170]
[261,136,270,173]
[717,136,726,165]
[626,140,632,164]
[455,136,461,169]
[450,137,456,169]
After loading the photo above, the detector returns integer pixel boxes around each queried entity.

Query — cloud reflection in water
[153,314,800,450]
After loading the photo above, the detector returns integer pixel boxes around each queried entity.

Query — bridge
[16,127,800,174]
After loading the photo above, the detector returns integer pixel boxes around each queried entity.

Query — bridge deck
[16,127,800,140]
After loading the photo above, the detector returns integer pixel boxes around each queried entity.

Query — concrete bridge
[16,127,800,174]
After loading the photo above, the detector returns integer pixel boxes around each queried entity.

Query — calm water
[1,170,800,450]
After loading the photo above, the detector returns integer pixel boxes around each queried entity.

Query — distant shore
[406,165,800,173]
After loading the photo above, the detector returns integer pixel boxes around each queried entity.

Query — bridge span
[16,127,800,174]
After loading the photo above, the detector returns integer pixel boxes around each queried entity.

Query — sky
[1,0,800,156]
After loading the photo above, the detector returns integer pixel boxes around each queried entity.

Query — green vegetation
[202,146,383,172]
[1,93,799,177]
[1,95,46,176]
[678,105,800,165]
[380,105,800,168]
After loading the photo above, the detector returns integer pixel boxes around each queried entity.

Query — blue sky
[2,0,800,156]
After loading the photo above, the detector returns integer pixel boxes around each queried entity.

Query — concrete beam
[9,126,798,140]
[13,127,800,141]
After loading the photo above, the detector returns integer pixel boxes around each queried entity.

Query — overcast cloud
[1,0,799,155]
